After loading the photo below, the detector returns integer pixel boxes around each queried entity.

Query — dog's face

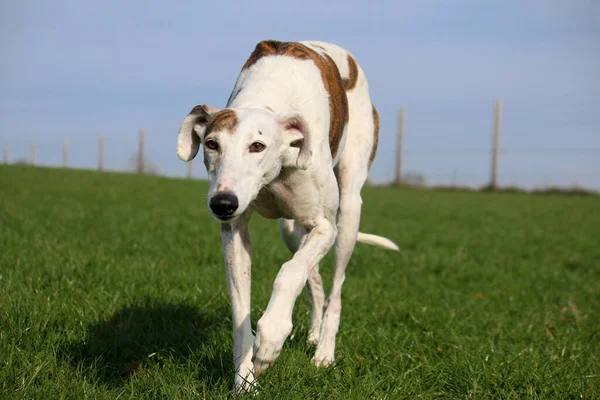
[177,106,311,222]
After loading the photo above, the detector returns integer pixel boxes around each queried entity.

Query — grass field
[1,165,599,399]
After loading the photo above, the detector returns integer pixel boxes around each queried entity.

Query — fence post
[98,134,104,171]
[395,106,405,185]
[3,147,7,165]
[187,160,193,179]
[31,142,36,166]
[63,138,69,168]
[490,99,502,189]
[137,129,145,174]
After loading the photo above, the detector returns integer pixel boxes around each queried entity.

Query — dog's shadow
[62,300,233,388]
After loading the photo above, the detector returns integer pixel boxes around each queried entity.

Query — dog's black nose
[210,193,239,218]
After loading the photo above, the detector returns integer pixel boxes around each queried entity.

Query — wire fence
[371,150,600,190]
[2,101,599,191]
[4,139,598,191]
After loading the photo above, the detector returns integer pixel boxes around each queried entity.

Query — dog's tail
[356,232,399,251]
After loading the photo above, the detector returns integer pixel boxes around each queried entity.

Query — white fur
[357,232,400,251]
[177,41,398,392]
[177,113,201,161]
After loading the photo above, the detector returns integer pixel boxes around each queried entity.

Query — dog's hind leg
[313,78,376,366]
[305,265,325,345]
[279,218,325,345]
[312,174,365,366]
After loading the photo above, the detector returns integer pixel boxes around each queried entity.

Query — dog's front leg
[221,219,255,392]
[253,216,336,376]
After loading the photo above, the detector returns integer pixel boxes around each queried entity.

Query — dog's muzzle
[209,193,239,220]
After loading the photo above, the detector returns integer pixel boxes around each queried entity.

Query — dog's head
[177,105,311,222]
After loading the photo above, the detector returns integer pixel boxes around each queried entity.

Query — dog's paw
[251,339,281,378]
[311,354,334,367]
[307,330,320,346]
[251,316,292,376]
[234,375,257,394]
[234,360,257,393]
[312,343,335,367]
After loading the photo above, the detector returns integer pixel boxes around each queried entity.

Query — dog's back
[300,41,378,169]
[227,40,377,168]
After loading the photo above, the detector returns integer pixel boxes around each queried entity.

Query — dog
[177,40,398,391]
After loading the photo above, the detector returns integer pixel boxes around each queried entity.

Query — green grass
[1,165,599,399]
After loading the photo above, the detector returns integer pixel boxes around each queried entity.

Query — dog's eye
[250,142,265,153]
[205,140,219,151]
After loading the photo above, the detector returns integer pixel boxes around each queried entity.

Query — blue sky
[1,0,599,188]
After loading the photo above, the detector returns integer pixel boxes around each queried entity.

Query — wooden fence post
[137,129,145,174]
[63,139,69,168]
[395,106,405,185]
[98,134,105,171]
[187,160,193,179]
[490,99,502,189]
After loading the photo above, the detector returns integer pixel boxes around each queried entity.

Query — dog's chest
[253,178,318,224]
[253,188,288,219]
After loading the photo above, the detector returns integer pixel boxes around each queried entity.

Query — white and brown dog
[177,40,398,391]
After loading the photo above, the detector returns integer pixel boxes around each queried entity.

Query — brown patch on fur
[186,104,218,129]
[369,105,380,169]
[343,54,359,91]
[201,104,219,114]
[242,40,348,159]
[206,109,238,134]
[189,104,211,118]
[186,104,212,131]
[265,106,274,113]
[242,40,278,70]
[185,105,213,169]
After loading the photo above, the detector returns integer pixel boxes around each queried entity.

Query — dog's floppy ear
[177,105,217,161]
[278,113,312,170]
